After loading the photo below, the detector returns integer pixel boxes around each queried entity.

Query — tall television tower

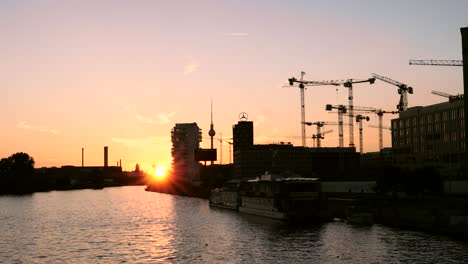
[208,100,216,149]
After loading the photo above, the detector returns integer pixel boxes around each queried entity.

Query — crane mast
[299,71,306,147]
[355,115,370,154]
[409,59,463,66]
[374,110,398,150]
[342,78,375,148]
[325,104,347,147]
[372,73,413,111]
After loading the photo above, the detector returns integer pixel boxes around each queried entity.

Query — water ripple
[1,186,467,263]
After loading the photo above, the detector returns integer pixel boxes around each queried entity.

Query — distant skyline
[1,0,467,172]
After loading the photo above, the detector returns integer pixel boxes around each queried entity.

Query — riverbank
[326,192,468,239]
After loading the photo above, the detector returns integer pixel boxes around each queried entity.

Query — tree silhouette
[0,152,35,194]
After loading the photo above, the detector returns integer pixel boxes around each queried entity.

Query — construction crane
[409,60,463,66]
[217,134,234,165]
[339,78,375,148]
[287,71,340,147]
[304,121,338,147]
[311,129,333,148]
[289,74,374,147]
[347,106,396,151]
[355,115,370,154]
[345,106,394,151]
[320,79,376,148]
[372,73,413,112]
[431,90,464,103]
[325,104,347,147]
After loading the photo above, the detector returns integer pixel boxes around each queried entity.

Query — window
[427,115,433,124]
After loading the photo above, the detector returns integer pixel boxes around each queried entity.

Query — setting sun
[153,165,167,181]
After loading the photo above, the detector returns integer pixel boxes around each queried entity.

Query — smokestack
[104,146,108,167]
[119,159,122,168]
[82,147,84,167]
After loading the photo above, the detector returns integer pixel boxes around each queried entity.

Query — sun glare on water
[153,165,167,181]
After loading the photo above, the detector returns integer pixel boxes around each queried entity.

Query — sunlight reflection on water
[1,186,467,263]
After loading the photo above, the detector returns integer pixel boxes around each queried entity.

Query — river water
[1,186,467,263]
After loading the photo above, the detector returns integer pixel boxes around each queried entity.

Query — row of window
[393,107,464,128]
[394,121,465,137]
[393,131,466,146]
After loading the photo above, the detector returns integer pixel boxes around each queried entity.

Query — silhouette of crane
[287,71,340,147]
[325,104,347,148]
[347,107,396,151]
[409,60,463,66]
[216,134,233,165]
[355,115,370,154]
[289,73,374,148]
[337,78,375,148]
[304,121,343,148]
[311,129,333,148]
[372,73,413,111]
[431,90,464,103]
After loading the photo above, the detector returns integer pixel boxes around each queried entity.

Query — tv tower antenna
[208,100,216,148]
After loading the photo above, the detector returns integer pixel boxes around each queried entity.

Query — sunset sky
[1,0,467,173]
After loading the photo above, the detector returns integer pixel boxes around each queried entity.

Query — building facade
[232,121,254,154]
[391,99,466,177]
[171,123,202,182]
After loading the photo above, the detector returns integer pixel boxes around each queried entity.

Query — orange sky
[1,0,467,172]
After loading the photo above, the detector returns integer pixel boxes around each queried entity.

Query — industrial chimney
[104,146,108,167]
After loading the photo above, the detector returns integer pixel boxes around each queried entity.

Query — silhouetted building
[234,143,309,179]
[233,142,360,180]
[233,121,254,153]
[462,27,468,176]
[171,123,202,183]
[391,100,466,178]
[360,148,393,169]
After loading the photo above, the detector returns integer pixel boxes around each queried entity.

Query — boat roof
[247,177,320,183]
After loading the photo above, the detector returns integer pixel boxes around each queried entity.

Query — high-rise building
[171,123,202,182]
[233,121,254,152]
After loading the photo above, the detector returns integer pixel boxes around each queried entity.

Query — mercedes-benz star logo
[239,112,248,121]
